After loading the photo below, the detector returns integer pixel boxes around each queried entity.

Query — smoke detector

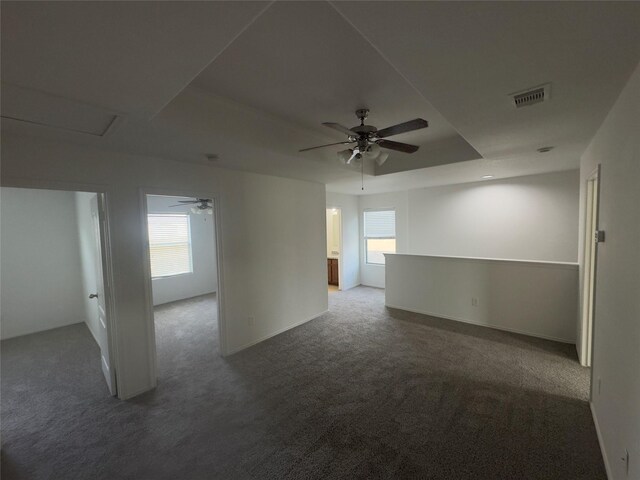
[510,83,551,108]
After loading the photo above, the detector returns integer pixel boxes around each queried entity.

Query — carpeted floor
[1,287,605,479]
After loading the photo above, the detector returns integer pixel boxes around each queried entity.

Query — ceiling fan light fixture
[365,143,381,159]
[301,110,429,160]
[337,149,353,164]
[376,152,389,166]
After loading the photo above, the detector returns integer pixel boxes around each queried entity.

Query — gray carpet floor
[1,287,605,479]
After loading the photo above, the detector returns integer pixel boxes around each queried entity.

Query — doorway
[143,194,223,381]
[0,186,117,395]
[326,208,342,292]
[580,168,600,368]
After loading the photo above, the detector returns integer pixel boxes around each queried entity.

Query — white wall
[326,192,360,290]
[356,171,579,288]
[579,62,640,480]
[1,134,328,399]
[358,191,409,288]
[1,187,86,339]
[386,254,578,343]
[408,171,580,262]
[74,191,101,342]
[146,195,217,306]
[222,173,327,354]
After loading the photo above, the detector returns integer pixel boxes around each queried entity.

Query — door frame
[0,177,120,395]
[580,166,600,370]
[140,188,227,384]
[326,206,344,291]
[92,192,118,395]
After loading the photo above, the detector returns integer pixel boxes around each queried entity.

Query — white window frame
[147,213,193,279]
[363,208,396,266]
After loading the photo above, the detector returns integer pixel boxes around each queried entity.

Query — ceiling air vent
[510,83,551,108]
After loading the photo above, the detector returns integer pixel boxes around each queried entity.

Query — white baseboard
[590,402,612,479]
[225,310,329,356]
[1,319,85,341]
[153,290,217,307]
[385,303,575,344]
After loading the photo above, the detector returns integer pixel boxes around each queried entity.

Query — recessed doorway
[0,186,117,396]
[143,194,223,383]
[326,207,342,292]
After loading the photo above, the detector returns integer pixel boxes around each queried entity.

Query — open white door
[580,169,600,367]
[90,194,117,395]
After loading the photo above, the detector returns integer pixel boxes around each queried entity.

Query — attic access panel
[1,84,119,136]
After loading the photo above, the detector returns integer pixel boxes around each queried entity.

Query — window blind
[148,214,193,278]
[364,210,396,238]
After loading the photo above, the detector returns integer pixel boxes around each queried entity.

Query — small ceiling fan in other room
[299,109,428,166]
[169,198,213,215]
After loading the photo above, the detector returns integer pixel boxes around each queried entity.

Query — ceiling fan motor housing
[355,108,369,121]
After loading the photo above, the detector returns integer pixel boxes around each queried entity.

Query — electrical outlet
[248,316,254,326]
[471,298,479,307]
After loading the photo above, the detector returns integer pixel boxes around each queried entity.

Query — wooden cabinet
[327,258,339,286]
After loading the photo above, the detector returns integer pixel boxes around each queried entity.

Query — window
[364,209,396,265]
[148,214,193,278]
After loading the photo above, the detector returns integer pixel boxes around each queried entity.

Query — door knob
[89,293,99,299]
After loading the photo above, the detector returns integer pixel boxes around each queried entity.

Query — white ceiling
[193,1,461,144]
[2,1,640,195]
[1,1,267,117]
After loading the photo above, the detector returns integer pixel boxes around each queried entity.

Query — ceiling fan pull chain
[361,157,364,191]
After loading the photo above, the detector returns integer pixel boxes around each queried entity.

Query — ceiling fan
[169,198,213,215]
[299,109,429,165]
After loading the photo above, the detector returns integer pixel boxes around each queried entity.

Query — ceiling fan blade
[322,122,359,137]
[177,200,198,204]
[377,139,420,154]
[168,204,187,208]
[376,118,429,138]
[299,141,353,152]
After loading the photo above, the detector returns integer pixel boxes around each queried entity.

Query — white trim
[386,253,578,269]
[385,303,575,344]
[0,178,123,398]
[579,167,600,367]
[139,190,159,391]
[225,310,328,356]
[95,192,119,396]
[590,403,612,479]
[140,188,228,373]
[0,320,86,341]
